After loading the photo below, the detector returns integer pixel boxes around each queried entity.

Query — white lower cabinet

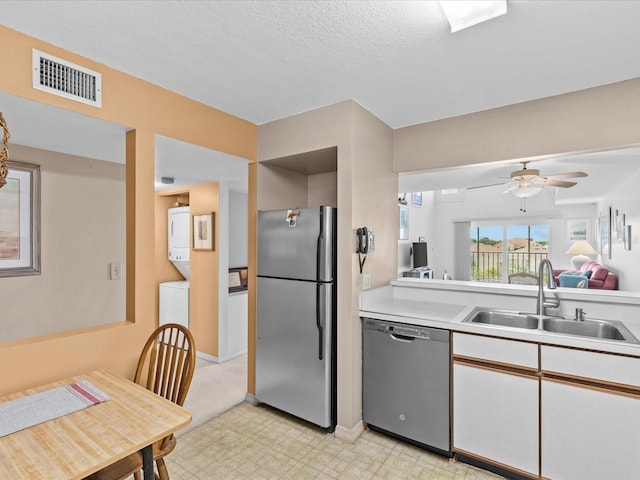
[453,334,640,479]
[453,333,539,477]
[454,363,539,477]
[542,378,640,480]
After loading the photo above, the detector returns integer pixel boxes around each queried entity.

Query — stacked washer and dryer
[159,206,190,329]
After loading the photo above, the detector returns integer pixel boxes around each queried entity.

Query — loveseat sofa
[553,261,618,290]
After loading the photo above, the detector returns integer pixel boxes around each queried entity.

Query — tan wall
[0,26,256,395]
[257,100,396,434]
[394,78,640,174]
[0,145,126,343]
[308,171,337,207]
[343,103,396,432]
[256,164,308,210]
[188,182,220,356]
[247,163,258,396]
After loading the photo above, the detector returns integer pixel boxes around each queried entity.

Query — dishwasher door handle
[389,333,419,342]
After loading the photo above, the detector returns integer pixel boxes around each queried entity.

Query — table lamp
[566,240,597,270]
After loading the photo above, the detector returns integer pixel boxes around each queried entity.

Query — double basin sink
[463,308,639,344]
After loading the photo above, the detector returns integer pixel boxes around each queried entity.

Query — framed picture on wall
[598,208,611,259]
[228,267,248,292]
[399,206,409,240]
[566,218,589,242]
[616,212,626,241]
[0,161,41,277]
[192,212,215,251]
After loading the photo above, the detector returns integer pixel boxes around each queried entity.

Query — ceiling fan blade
[467,181,510,190]
[544,179,577,188]
[544,171,588,180]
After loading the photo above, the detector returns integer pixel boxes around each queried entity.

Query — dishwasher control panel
[363,318,434,339]
[391,325,431,339]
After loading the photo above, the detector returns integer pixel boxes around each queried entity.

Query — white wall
[397,191,437,274]
[0,145,126,343]
[228,190,248,268]
[597,168,640,291]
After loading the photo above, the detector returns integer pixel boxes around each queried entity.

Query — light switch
[363,274,371,290]
[110,263,121,280]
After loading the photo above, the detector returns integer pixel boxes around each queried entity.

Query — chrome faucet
[537,259,560,316]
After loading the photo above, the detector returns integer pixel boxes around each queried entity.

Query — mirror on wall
[0,92,129,343]
[398,147,640,293]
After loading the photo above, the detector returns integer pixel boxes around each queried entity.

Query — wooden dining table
[0,369,192,480]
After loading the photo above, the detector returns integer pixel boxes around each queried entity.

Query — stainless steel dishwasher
[362,317,452,457]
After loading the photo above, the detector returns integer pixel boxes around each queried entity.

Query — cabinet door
[454,363,539,476]
[542,379,640,480]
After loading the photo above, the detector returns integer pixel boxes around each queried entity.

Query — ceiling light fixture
[509,182,543,198]
[439,1,507,33]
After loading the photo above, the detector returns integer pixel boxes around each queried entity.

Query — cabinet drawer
[453,333,538,369]
[541,345,640,388]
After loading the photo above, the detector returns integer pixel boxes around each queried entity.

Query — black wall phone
[356,227,375,254]
[356,227,375,273]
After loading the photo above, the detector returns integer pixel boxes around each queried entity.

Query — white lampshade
[566,240,597,270]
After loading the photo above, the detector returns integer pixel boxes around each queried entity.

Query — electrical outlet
[362,274,371,290]
[110,263,121,280]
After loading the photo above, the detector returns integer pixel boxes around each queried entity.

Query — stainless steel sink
[541,318,639,343]
[463,309,539,329]
[463,308,640,344]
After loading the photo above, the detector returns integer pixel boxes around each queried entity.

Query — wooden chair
[508,272,539,285]
[84,323,196,480]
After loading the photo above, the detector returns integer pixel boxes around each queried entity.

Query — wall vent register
[32,49,102,107]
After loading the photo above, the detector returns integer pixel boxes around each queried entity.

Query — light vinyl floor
[165,402,503,480]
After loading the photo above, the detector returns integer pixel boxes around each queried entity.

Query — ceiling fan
[469,161,588,198]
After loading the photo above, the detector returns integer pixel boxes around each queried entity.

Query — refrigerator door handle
[316,284,324,361]
[316,222,325,282]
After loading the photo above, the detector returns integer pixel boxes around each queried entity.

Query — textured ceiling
[2,1,640,194]
[3,0,640,129]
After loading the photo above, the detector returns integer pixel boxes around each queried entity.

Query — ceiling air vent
[32,49,102,107]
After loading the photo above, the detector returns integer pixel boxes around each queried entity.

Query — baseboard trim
[218,348,248,363]
[196,349,248,364]
[245,393,257,405]
[196,351,219,363]
[334,420,365,443]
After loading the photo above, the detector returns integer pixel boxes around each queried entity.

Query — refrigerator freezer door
[258,207,334,282]
[256,276,333,428]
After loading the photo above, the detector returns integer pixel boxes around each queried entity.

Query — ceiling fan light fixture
[511,168,540,180]
[439,0,507,33]
[510,183,543,198]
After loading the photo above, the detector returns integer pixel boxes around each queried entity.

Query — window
[470,224,548,284]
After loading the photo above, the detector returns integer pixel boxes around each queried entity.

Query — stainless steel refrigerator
[256,206,336,431]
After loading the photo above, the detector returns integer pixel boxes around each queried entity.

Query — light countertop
[360,280,640,356]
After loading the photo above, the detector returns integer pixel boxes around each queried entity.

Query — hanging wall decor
[0,161,41,276]
[0,112,9,189]
[192,212,215,251]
